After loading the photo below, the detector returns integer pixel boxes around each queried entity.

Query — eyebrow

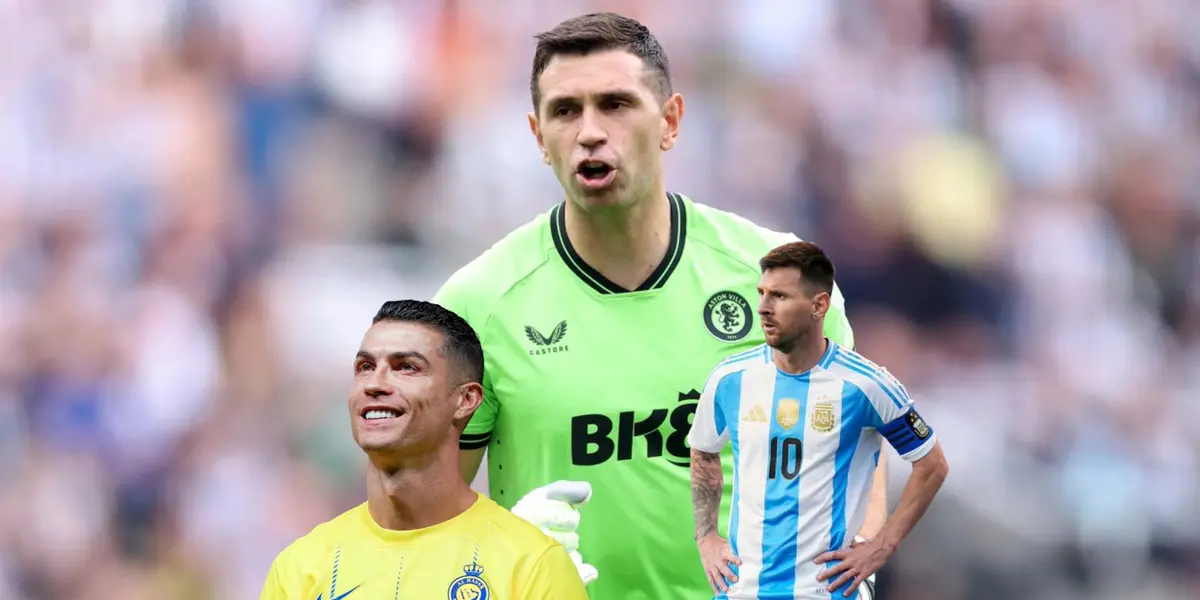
[355,350,429,363]
[545,89,642,107]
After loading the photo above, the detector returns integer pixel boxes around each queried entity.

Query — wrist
[875,528,901,554]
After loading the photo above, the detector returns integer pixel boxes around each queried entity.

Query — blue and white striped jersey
[688,341,936,600]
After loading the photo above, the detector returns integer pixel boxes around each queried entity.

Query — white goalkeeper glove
[511,480,598,585]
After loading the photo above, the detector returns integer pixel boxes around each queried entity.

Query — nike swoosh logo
[315,584,360,600]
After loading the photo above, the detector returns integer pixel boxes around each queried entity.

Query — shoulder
[270,504,367,569]
[684,196,800,268]
[472,496,560,555]
[434,210,556,325]
[824,345,910,405]
[705,344,771,387]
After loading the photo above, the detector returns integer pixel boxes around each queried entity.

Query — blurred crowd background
[1,0,1198,598]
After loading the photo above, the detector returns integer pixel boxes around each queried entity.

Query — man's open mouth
[576,160,614,182]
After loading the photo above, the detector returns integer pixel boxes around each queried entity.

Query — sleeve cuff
[459,431,491,450]
[899,435,936,462]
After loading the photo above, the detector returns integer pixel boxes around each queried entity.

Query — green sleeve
[824,281,855,350]
[433,279,499,446]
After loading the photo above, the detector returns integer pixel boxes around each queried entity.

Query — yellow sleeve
[433,278,498,447]
[259,551,296,600]
[516,545,591,600]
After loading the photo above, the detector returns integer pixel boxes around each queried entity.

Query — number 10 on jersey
[767,436,803,480]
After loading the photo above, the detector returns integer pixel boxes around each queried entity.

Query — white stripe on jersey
[792,375,845,597]
[727,362,776,598]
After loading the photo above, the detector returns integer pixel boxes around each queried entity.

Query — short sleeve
[259,548,297,600]
[433,279,498,448]
[517,544,591,600]
[857,368,936,462]
[688,364,740,453]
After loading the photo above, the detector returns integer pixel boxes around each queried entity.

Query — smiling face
[348,320,482,459]
[528,48,682,212]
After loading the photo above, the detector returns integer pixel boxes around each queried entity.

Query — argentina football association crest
[703,290,753,342]
[448,552,489,600]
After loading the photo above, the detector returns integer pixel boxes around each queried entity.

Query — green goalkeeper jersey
[433,193,854,600]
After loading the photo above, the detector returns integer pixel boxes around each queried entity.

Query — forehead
[538,49,654,101]
[759,267,804,289]
[359,321,444,359]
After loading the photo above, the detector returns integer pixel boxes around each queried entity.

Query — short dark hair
[759,241,836,296]
[372,300,484,386]
[530,12,673,112]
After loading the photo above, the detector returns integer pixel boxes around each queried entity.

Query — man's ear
[812,292,831,321]
[660,93,684,151]
[528,112,550,165]
[454,382,485,421]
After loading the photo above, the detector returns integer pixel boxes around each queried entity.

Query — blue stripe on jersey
[758,371,809,593]
[834,350,908,407]
[826,383,864,599]
[713,371,745,440]
[831,353,905,409]
[723,370,746,574]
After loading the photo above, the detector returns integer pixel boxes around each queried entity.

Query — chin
[354,429,407,454]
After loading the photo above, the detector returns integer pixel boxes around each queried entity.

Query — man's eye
[356,363,374,374]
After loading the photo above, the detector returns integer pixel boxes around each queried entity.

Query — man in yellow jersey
[260,300,590,600]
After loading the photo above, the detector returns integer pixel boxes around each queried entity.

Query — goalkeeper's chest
[488,296,765,431]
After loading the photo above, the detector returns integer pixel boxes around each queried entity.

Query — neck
[365,443,476,531]
[564,190,671,290]
[773,332,829,375]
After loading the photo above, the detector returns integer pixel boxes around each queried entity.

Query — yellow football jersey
[260,492,589,600]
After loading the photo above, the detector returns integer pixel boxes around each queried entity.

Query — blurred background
[1,0,1198,598]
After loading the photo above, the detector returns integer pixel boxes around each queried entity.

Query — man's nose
[577,108,607,148]
[364,369,392,398]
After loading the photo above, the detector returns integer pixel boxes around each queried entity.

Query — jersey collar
[549,192,688,295]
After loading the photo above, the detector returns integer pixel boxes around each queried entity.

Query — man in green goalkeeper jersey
[433,12,888,600]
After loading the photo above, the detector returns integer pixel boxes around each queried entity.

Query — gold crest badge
[811,402,835,433]
[776,398,800,430]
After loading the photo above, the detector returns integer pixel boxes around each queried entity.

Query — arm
[690,449,724,540]
[687,364,741,593]
[816,369,945,597]
[876,441,948,553]
[517,544,591,600]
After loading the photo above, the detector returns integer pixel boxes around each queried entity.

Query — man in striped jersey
[689,241,950,599]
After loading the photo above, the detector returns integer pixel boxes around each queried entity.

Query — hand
[511,480,598,585]
[814,537,890,598]
[696,533,741,594]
